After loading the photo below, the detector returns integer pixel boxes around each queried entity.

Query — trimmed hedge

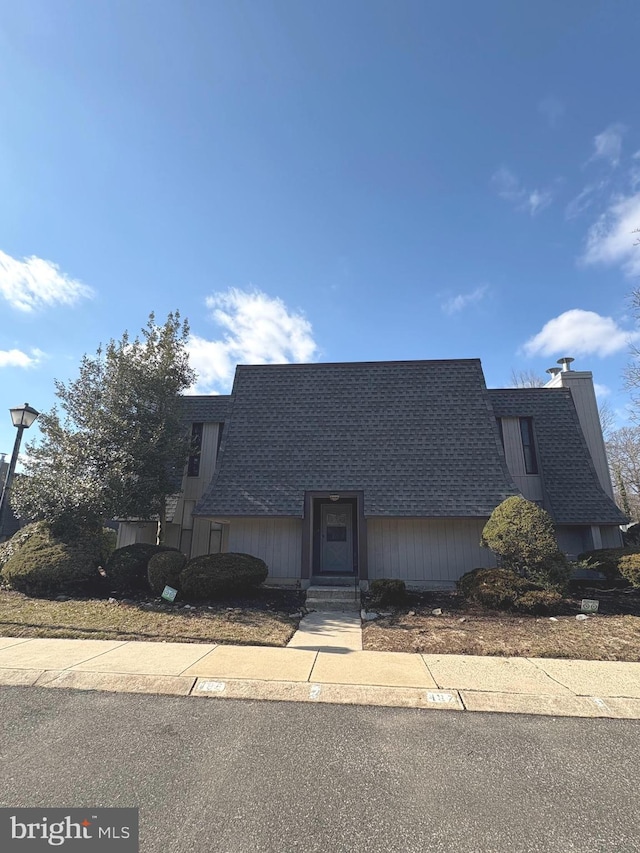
[105,543,179,593]
[369,578,406,606]
[577,547,640,583]
[1,526,102,597]
[147,550,188,596]
[179,552,268,600]
[618,553,640,588]
[457,568,564,614]
[0,522,49,570]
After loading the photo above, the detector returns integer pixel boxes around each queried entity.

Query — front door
[320,503,353,573]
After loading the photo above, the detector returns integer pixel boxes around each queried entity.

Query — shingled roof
[179,395,230,424]
[488,388,625,525]
[195,359,519,518]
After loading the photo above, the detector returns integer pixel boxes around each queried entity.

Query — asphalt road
[1,686,639,853]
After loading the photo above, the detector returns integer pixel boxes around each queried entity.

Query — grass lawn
[362,589,640,661]
[0,587,303,647]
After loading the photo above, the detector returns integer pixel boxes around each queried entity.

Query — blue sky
[1,0,640,457]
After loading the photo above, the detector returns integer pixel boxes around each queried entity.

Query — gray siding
[226,518,303,579]
[366,518,495,585]
[600,525,623,549]
[500,417,544,502]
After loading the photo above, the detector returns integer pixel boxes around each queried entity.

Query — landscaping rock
[407,610,416,617]
[431,608,443,616]
[361,610,379,621]
[549,617,559,622]
[576,614,590,621]
[55,595,70,602]
[107,597,118,604]
[458,617,467,623]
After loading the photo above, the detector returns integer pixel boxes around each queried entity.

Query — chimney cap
[557,357,575,371]
[546,367,561,376]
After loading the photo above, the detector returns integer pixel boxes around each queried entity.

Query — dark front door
[320,503,354,573]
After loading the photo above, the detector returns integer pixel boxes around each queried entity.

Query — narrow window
[519,417,538,474]
[496,418,504,448]
[187,422,203,477]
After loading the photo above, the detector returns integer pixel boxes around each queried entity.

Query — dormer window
[187,422,204,477]
[519,417,538,474]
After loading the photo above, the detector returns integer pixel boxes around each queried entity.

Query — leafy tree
[12,312,195,543]
[480,496,570,590]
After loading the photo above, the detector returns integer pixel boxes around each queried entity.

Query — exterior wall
[191,517,223,558]
[555,525,590,558]
[500,417,544,502]
[600,525,623,549]
[226,517,303,580]
[366,518,496,587]
[116,522,156,548]
[546,370,614,498]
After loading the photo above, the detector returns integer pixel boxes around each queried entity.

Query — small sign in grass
[161,585,178,603]
[581,599,599,613]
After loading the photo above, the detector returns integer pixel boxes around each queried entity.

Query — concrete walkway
[1,635,640,719]
[287,612,362,652]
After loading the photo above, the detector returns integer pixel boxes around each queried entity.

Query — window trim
[187,422,204,478]
[519,417,538,474]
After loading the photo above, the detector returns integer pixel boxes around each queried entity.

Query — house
[116,356,625,588]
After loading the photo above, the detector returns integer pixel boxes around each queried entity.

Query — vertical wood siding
[501,417,544,501]
[600,525,623,548]
[227,518,303,578]
[367,518,495,583]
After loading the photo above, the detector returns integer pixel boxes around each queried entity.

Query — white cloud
[0,250,93,312]
[522,309,640,358]
[582,192,640,277]
[594,383,610,399]
[491,167,554,216]
[565,180,609,220]
[187,288,319,393]
[0,348,44,368]
[527,189,553,216]
[441,285,488,315]
[589,123,626,168]
[538,95,565,127]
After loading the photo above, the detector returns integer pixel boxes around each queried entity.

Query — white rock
[407,610,416,617]
[431,608,443,616]
[549,617,559,622]
[362,611,379,621]
[458,617,467,623]
[107,597,118,604]
[576,614,590,621]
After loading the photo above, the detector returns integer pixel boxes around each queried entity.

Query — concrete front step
[305,586,361,613]
[305,599,361,613]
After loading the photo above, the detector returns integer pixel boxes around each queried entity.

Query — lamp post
[0,403,39,542]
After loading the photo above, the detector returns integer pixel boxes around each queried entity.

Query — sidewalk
[1,635,640,718]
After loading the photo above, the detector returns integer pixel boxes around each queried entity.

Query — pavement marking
[426,691,456,704]
[196,680,227,693]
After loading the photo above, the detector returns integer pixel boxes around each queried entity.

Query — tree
[605,426,640,522]
[12,312,195,543]
[480,496,570,590]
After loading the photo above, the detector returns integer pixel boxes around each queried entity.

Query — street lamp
[0,403,39,541]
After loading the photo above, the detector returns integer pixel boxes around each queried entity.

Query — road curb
[2,666,640,718]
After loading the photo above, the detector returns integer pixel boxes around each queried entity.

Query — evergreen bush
[179,552,268,600]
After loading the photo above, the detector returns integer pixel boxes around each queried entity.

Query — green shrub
[0,522,49,570]
[179,552,268,600]
[577,547,640,583]
[618,553,640,588]
[457,568,537,610]
[99,528,118,565]
[369,578,406,606]
[481,497,569,590]
[147,550,187,595]
[515,589,564,615]
[1,526,102,597]
[105,543,179,593]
